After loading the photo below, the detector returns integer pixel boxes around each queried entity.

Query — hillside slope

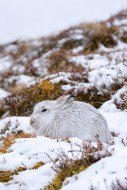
[0,10,127,190]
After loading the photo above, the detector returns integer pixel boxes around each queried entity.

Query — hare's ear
[56,94,75,108]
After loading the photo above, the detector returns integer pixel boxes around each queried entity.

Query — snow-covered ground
[0,0,127,44]
[0,109,127,190]
[0,88,10,100]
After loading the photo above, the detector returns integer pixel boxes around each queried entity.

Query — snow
[0,0,127,44]
[0,56,12,73]
[50,73,71,84]
[7,75,36,87]
[44,48,127,93]
[69,52,127,91]
[113,18,127,26]
[99,100,121,113]
[72,46,84,54]
[0,110,127,189]
[62,144,127,190]
[0,117,32,139]
[99,86,127,112]
[43,72,72,84]
[102,112,127,134]
[0,88,10,100]
[32,58,49,77]
[0,163,55,190]
[13,163,55,190]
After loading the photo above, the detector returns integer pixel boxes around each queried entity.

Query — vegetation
[45,141,111,190]
[0,78,126,118]
[0,80,63,117]
[0,161,44,182]
[0,167,26,182]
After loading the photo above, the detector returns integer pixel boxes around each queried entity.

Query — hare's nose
[30,118,34,125]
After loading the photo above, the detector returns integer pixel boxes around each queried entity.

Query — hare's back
[55,101,109,142]
[63,101,102,117]
[58,101,107,128]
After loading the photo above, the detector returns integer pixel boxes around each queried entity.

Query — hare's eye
[42,108,47,112]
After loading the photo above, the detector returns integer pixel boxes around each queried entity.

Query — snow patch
[0,88,10,100]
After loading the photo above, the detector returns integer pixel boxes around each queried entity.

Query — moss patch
[32,161,45,169]
[0,161,44,183]
[0,167,26,182]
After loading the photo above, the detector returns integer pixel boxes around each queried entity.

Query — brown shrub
[0,80,63,117]
[82,23,118,52]
[45,141,111,190]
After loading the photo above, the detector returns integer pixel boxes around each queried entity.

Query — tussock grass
[32,161,44,169]
[45,141,111,190]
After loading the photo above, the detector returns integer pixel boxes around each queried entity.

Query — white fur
[30,95,111,143]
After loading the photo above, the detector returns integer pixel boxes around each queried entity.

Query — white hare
[30,95,111,143]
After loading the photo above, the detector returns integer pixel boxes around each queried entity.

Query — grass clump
[75,90,111,108]
[48,51,69,73]
[62,39,83,51]
[0,161,45,183]
[0,80,63,117]
[83,23,118,52]
[0,167,26,182]
[48,51,86,75]
[45,141,111,190]
[120,31,127,43]
[32,161,45,169]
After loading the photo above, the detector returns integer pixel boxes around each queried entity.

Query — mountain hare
[30,95,111,143]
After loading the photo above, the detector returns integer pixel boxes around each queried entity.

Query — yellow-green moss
[32,161,44,169]
[0,161,45,183]
[0,167,26,182]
